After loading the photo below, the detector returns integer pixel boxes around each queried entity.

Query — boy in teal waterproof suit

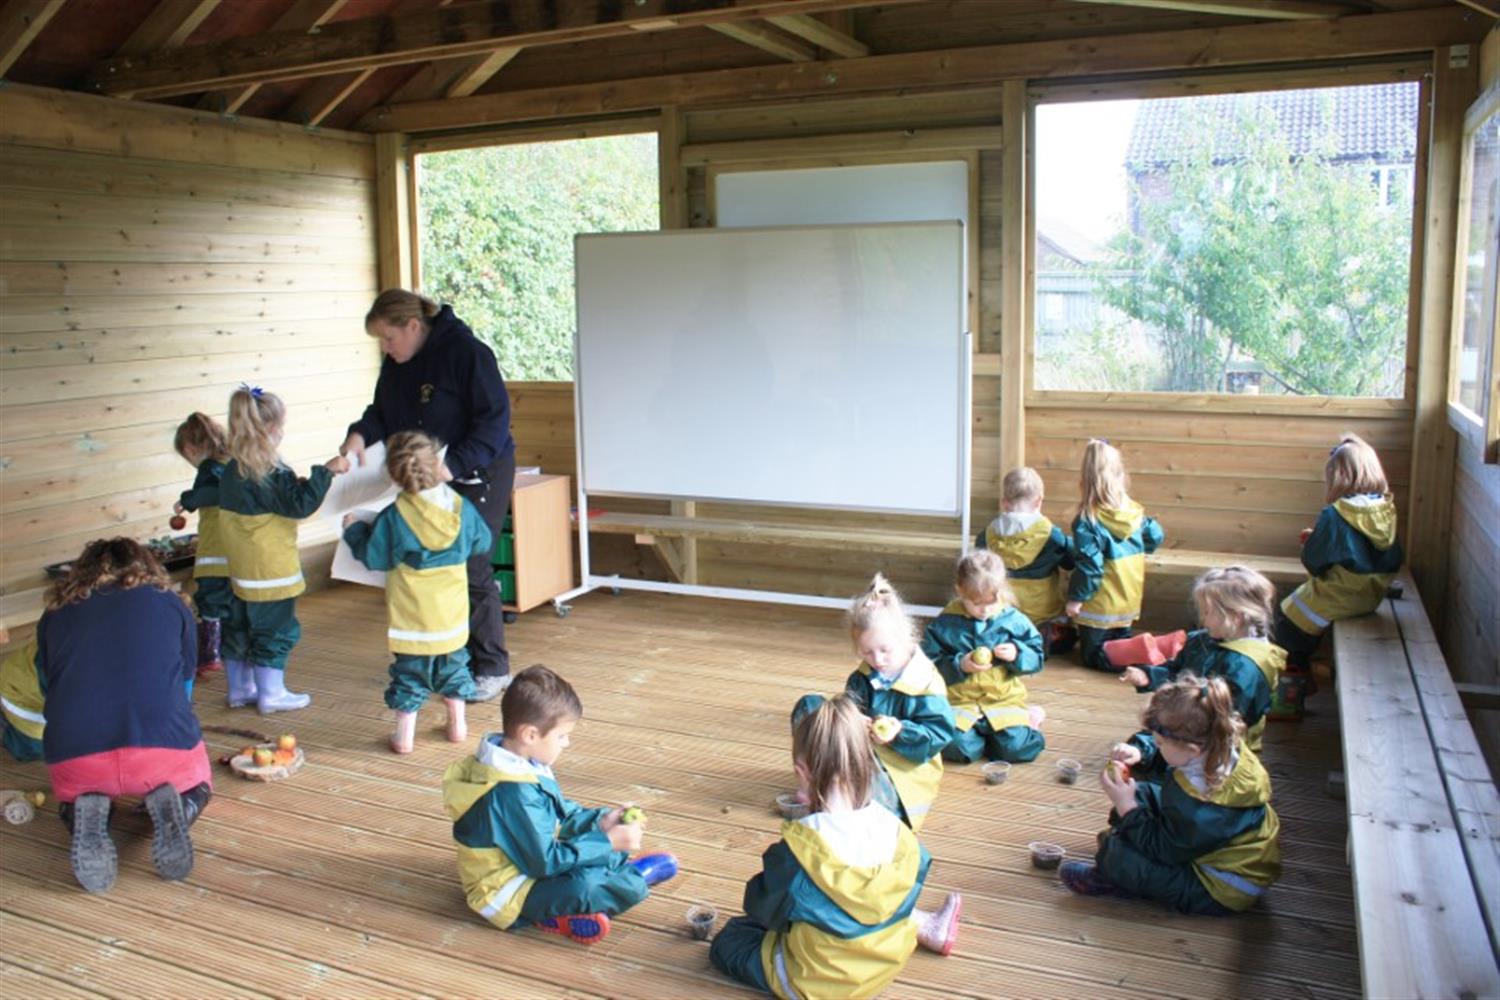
[921,602,1046,764]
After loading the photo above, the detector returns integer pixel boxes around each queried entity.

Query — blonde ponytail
[227,386,286,483]
[847,572,916,644]
[792,694,874,813]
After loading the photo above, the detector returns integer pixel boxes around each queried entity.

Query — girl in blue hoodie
[344,431,494,754]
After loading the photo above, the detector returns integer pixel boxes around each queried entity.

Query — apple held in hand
[971,647,994,667]
[621,806,645,825]
[1110,760,1131,782]
[871,716,901,742]
[170,514,187,531]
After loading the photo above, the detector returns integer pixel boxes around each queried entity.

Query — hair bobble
[238,382,264,398]
[1199,683,1211,699]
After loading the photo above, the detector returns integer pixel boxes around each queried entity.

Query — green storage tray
[492,531,514,566]
[494,568,517,604]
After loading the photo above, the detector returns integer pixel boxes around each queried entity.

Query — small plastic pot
[1029,841,1066,870]
[686,904,718,941]
[775,792,809,820]
[982,761,1012,785]
[1057,758,1083,784]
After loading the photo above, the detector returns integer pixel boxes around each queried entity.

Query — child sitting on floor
[441,665,678,945]
[921,549,1047,764]
[343,431,493,754]
[980,467,1075,654]
[1,638,43,762]
[794,574,956,833]
[1066,439,1164,671]
[1112,566,1284,781]
[1062,674,1281,914]
[711,694,961,997]
[173,411,234,677]
[37,538,213,894]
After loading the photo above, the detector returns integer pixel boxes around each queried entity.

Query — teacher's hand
[340,432,366,467]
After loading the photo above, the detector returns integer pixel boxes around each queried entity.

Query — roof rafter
[707,20,817,61]
[114,0,221,57]
[84,0,925,100]
[199,0,349,114]
[1452,0,1499,17]
[1067,0,1364,19]
[0,0,65,78]
[764,12,867,57]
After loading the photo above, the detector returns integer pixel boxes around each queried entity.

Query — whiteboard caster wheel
[554,603,572,618]
[503,611,518,624]
[611,586,622,596]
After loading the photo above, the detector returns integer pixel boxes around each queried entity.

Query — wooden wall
[0,84,380,629]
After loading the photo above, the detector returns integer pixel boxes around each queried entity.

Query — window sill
[1026,390,1411,418]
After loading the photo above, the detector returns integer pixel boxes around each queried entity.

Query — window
[1450,85,1500,461]
[1033,81,1420,398]
[416,133,659,380]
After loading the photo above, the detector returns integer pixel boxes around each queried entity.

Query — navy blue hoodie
[36,586,201,764]
[349,305,515,479]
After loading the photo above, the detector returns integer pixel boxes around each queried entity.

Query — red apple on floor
[170,514,187,531]
[277,734,297,752]
[252,747,274,768]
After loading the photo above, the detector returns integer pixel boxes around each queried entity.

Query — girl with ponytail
[1061,674,1282,914]
[173,412,233,676]
[218,385,349,714]
[711,694,961,996]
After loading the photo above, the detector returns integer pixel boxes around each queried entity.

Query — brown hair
[501,664,583,736]
[365,288,440,333]
[47,537,172,611]
[1076,438,1131,521]
[173,412,229,465]
[1142,674,1244,789]
[954,548,1016,610]
[1193,564,1275,639]
[1324,433,1389,504]
[847,573,916,645]
[385,430,444,493]
[1001,466,1044,509]
[227,386,286,483]
[792,694,874,813]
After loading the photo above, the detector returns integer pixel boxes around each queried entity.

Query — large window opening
[1033,80,1420,398]
[416,133,660,380]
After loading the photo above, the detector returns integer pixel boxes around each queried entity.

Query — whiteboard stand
[552,335,972,620]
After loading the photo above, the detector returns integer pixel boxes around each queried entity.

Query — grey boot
[254,666,310,714]
[225,659,257,708]
[66,794,117,894]
[143,783,193,882]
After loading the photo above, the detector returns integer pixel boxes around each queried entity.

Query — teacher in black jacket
[342,289,516,702]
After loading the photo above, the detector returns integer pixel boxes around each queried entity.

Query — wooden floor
[0,585,1360,999]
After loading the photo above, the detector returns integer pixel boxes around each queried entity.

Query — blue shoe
[1060,860,1127,898]
[537,912,611,945]
[629,852,679,887]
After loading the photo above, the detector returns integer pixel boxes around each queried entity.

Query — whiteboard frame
[557,222,972,617]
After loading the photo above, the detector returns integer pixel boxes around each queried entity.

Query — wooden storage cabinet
[496,474,573,613]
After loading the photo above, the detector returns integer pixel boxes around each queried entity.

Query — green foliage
[418,135,660,380]
[1035,319,1157,392]
[1099,102,1410,396]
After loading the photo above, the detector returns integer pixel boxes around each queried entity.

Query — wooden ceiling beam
[115,0,221,57]
[444,45,522,98]
[707,20,817,62]
[84,0,926,100]
[764,13,868,57]
[199,0,350,114]
[1453,0,1499,17]
[357,6,1488,132]
[0,0,64,78]
[1068,0,1363,19]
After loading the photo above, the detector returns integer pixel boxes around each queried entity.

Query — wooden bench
[587,511,1307,582]
[1331,570,1500,997]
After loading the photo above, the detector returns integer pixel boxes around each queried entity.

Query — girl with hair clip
[1065,439,1164,672]
[218,385,348,714]
[921,549,1048,765]
[793,575,957,833]
[173,411,233,676]
[37,538,212,893]
[1112,566,1285,781]
[711,694,962,997]
[1273,434,1402,714]
[343,431,494,754]
[1062,675,1281,914]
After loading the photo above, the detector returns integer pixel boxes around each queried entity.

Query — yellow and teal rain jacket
[442,733,617,930]
[979,512,1073,626]
[921,602,1044,736]
[1068,501,1164,630]
[844,651,956,833]
[218,461,334,603]
[744,803,929,999]
[1282,493,1401,635]
[179,459,229,579]
[1116,746,1282,912]
[0,639,44,758]
[1126,631,1285,772]
[343,485,492,656]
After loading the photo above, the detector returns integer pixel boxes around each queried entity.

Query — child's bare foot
[391,710,416,754]
[1027,705,1047,730]
[445,698,467,743]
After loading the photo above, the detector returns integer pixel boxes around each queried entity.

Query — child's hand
[608,820,643,853]
[342,513,358,530]
[340,432,366,467]
[1109,743,1142,766]
[1299,526,1313,545]
[172,501,185,514]
[993,642,1018,663]
[1065,600,1083,618]
[1119,666,1149,688]
[962,651,992,673]
[870,715,901,744]
[1100,763,1138,815]
[599,805,626,831]
[437,462,454,484]
[325,455,351,474]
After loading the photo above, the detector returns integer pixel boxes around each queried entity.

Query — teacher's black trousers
[451,451,516,680]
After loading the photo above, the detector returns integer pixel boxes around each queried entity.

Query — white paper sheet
[318,442,398,589]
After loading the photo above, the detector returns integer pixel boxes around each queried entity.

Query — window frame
[1025,58,1429,416]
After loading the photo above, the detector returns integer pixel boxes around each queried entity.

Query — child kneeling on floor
[441,665,678,945]
[711,694,961,998]
[39,538,213,894]
[1062,674,1281,914]
[343,431,493,754]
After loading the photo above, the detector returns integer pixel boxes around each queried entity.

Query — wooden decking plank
[0,958,110,998]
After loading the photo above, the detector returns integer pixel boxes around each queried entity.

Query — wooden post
[1408,47,1479,627]
[374,132,412,290]
[998,80,1027,482]
[659,106,698,584]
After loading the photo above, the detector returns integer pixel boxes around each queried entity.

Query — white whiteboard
[574,222,966,515]
[714,160,970,230]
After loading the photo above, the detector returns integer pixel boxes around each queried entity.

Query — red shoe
[1154,630,1188,662]
[1103,633,1158,669]
[537,912,611,945]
